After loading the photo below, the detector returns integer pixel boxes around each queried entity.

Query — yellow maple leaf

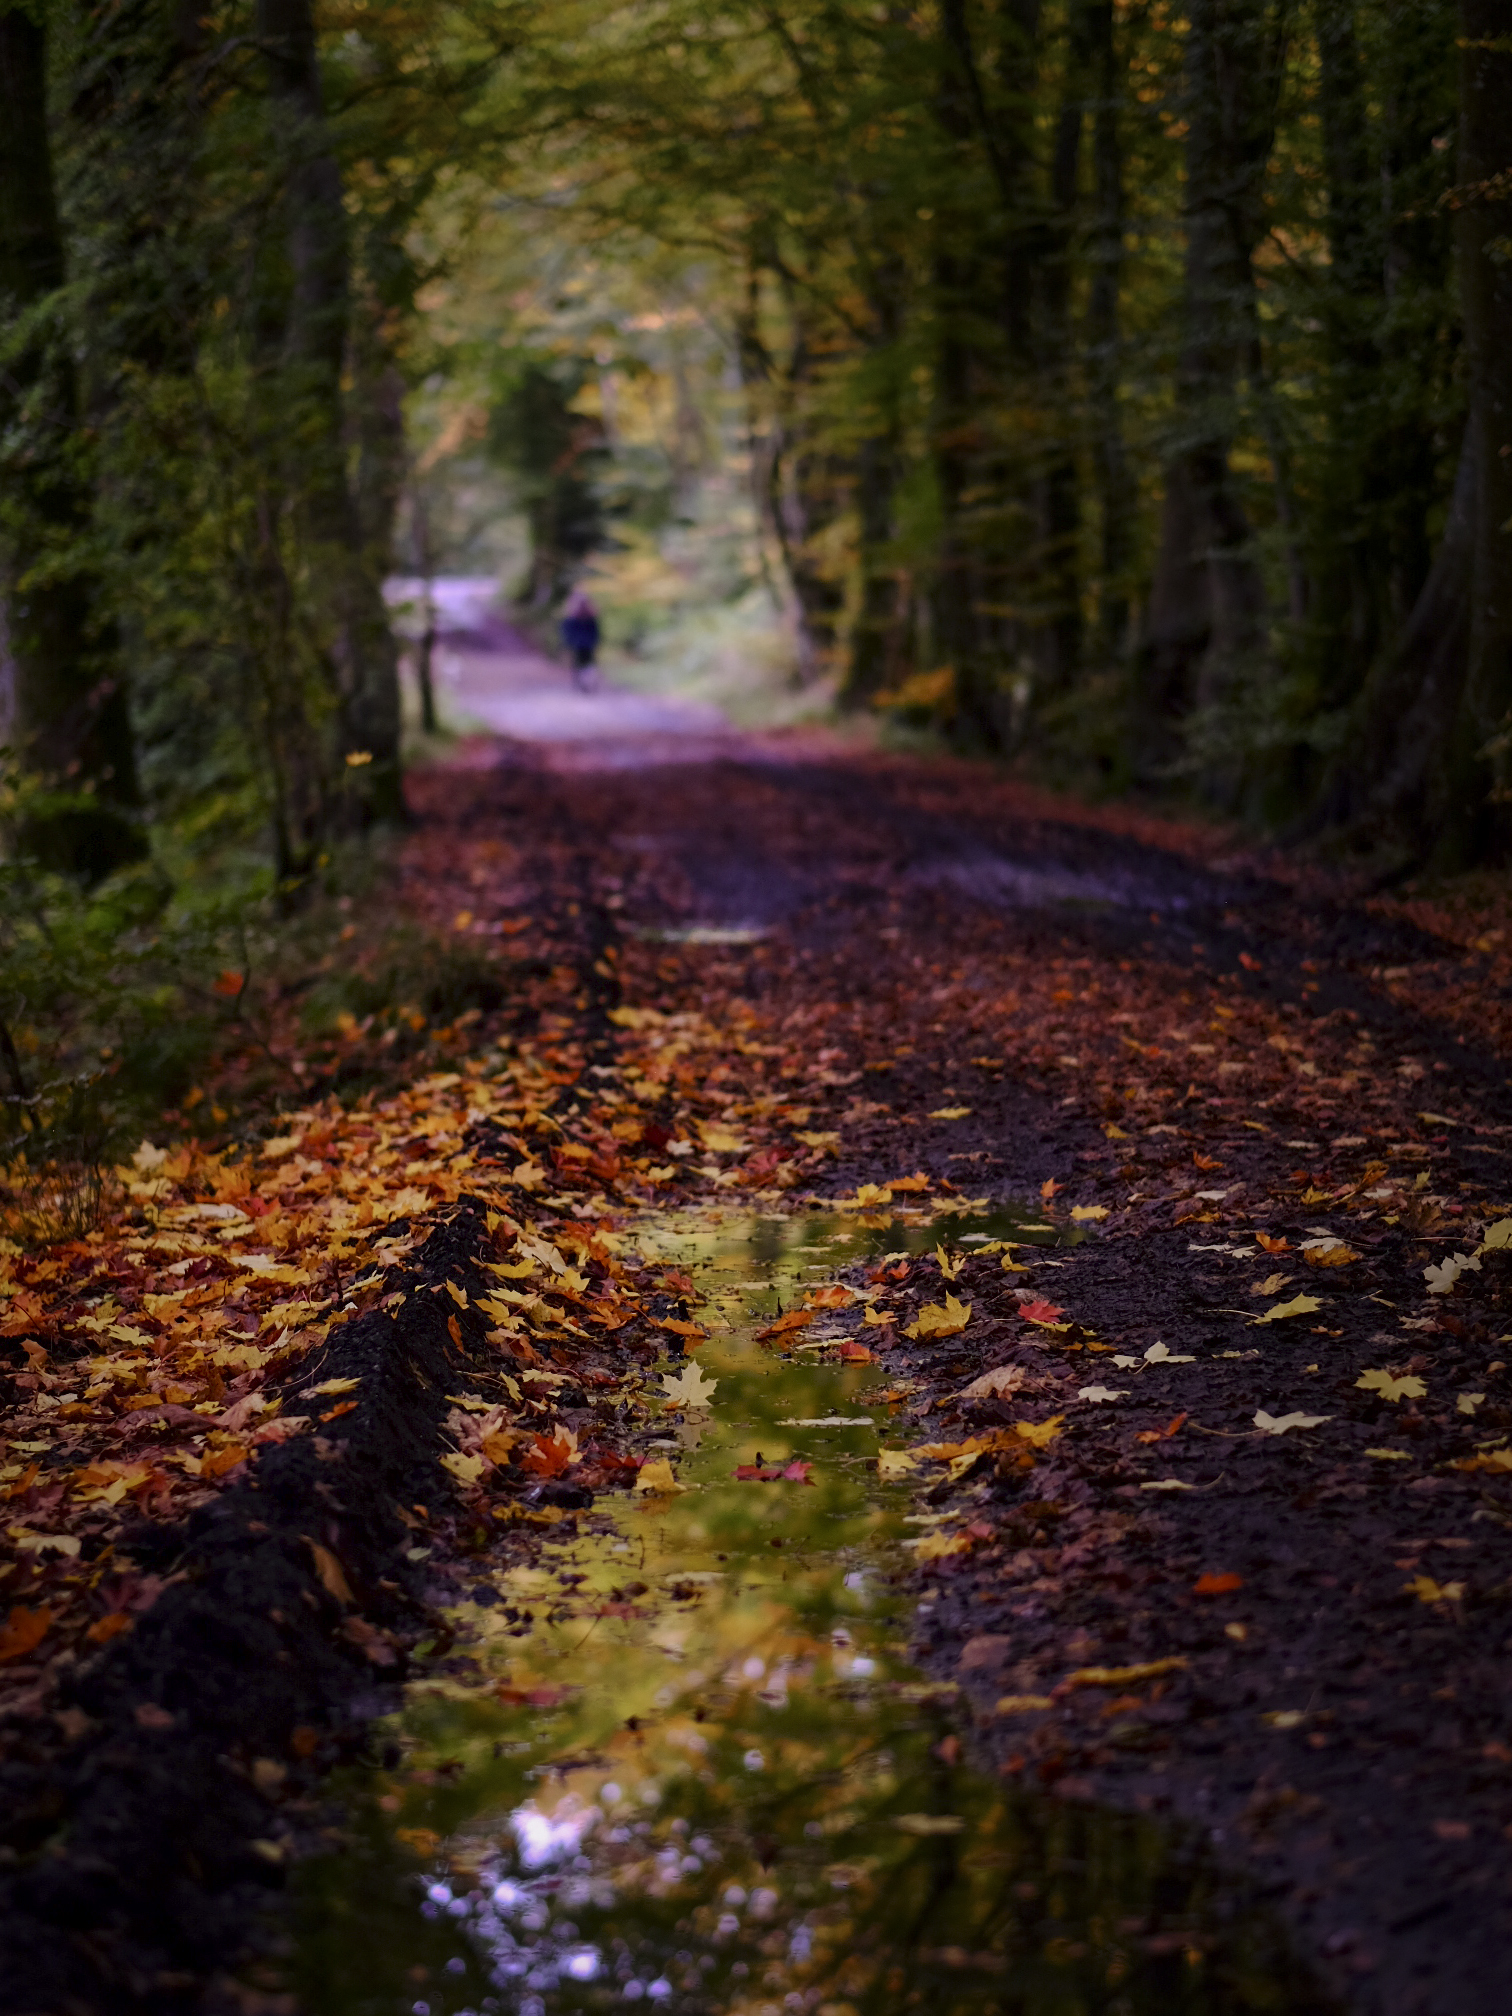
[906,1294,972,1340]
[634,1457,689,1495]
[1403,1573,1464,1604]
[877,1448,919,1480]
[1356,1368,1426,1402]
[911,1529,974,1560]
[1015,1414,1065,1449]
[439,1452,486,1489]
[1302,1240,1360,1268]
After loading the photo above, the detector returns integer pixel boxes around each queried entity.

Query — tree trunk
[1135,0,1279,788]
[257,0,403,829]
[0,6,143,880]
[1457,0,1512,839]
[1083,0,1133,662]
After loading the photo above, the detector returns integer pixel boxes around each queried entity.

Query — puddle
[293,1208,1330,2016]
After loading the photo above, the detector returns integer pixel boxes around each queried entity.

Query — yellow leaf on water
[634,1458,688,1495]
[877,1448,919,1481]
[660,1363,718,1409]
[852,1183,893,1207]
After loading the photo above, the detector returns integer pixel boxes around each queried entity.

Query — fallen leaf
[342,1614,398,1666]
[302,1376,361,1398]
[1193,1572,1243,1596]
[1425,1251,1482,1294]
[1078,1385,1127,1404]
[1019,1298,1067,1327]
[1253,1294,1322,1325]
[1365,1447,1412,1460]
[1135,1412,1188,1446]
[934,1244,965,1281]
[304,1538,355,1605]
[1253,1410,1331,1434]
[757,1309,814,1341]
[1143,1341,1195,1364]
[957,1365,1025,1402]
[852,1183,894,1206]
[1457,1393,1485,1416]
[1480,1219,1512,1251]
[995,1692,1054,1713]
[1452,1448,1512,1473]
[0,1604,51,1663]
[1014,1414,1065,1449]
[522,1428,580,1477]
[1301,1239,1360,1267]
[200,1443,250,1481]
[929,1106,973,1120]
[1256,1232,1289,1254]
[660,1362,718,1409]
[1141,1478,1194,1491]
[10,1530,81,1558]
[1356,1368,1427,1403]
[911,1529,974,1560]
[1256,1272,1292,1296]
[878,1448,919,1480]
[907,1294,972,1340]
[835,1340,879,1363]
[1061,1657,1188,1692]
[1071,1204,1109,1222]
[634,1458,688,1495]
[1403,1573,1464,1604]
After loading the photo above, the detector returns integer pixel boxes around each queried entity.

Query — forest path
[406,576,740,761]
[7,739,1512,2016]
[395,748,1512,2015]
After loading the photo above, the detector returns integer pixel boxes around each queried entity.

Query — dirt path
[4,724,1512,2015]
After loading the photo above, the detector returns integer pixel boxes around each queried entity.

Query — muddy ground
[5,739,1512,2015]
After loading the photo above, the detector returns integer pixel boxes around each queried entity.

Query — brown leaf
[0,1604,52,1664]
[304,1538,355,1606]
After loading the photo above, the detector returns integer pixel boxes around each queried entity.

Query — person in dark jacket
[560,589,601,692]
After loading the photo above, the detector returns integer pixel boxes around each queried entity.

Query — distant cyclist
[560,588,601,692]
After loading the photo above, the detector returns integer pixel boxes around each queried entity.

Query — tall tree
[1136,0,1286,788]
[257,0,403,837]
[0,1,143,880]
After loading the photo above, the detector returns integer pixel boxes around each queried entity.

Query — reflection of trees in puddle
[395,1653,1333,2016]
[292,1209,1330,2016]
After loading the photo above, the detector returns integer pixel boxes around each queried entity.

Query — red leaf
[522,1432,574,1478]
[734,1464,783,1481]
[780,1460,814,1484]
[212,970,245,998]
[1019,1299,1066,1325]
[836,1339,878,1362]
[1193,1572,1243,1596]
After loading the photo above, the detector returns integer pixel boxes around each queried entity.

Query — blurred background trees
[0,0,1507,919]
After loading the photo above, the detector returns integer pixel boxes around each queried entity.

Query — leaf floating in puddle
[660,1363,718,1409]
[893,1813,966,1835]
[634,1458,689,1495]
[877,1447,919,1480]
[733,1459,814,1483]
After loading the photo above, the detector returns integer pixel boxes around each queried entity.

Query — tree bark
[1083,0,1134,662]
[0,5,143,880]
[1456,0,1512,836]
[1135,0,1281,788]
[257,0,403,830]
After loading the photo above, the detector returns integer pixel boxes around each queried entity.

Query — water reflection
[293,1207,1331,2016]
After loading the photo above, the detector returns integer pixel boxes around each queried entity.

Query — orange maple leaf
[0,1605,51,1664]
